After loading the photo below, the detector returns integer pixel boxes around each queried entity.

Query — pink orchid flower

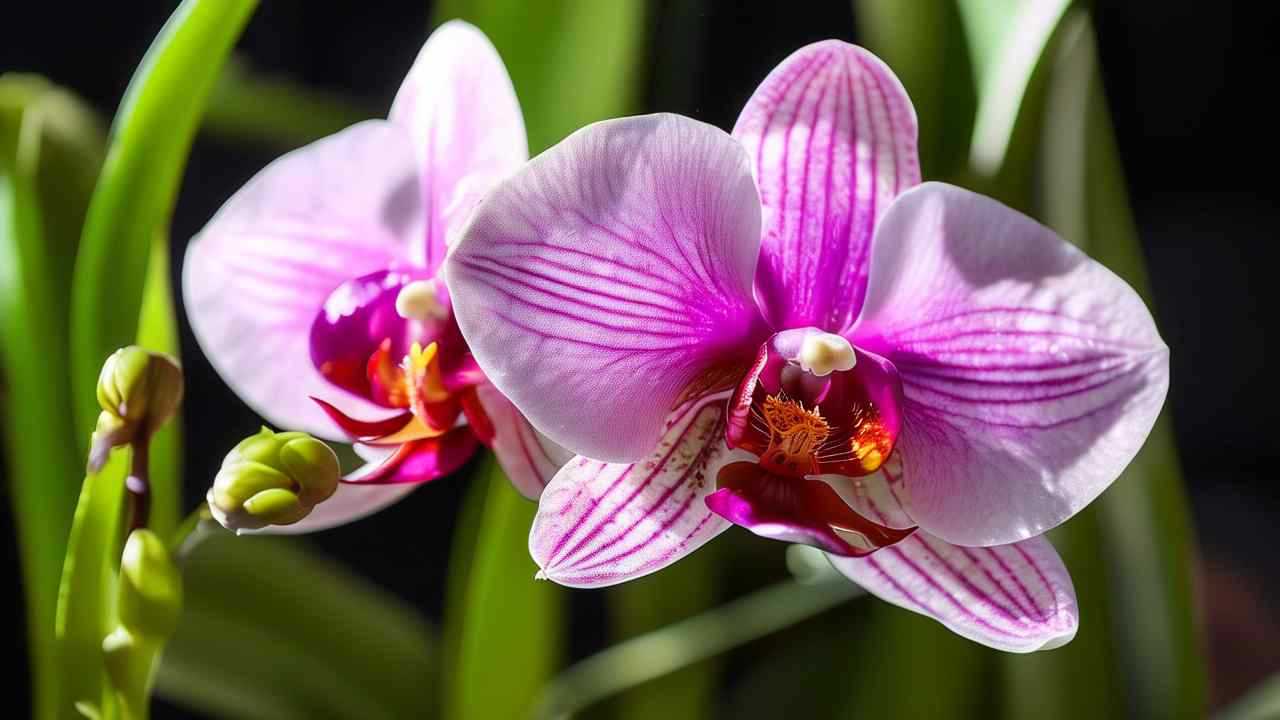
[184,21,568,532]
[445,40,1169,651]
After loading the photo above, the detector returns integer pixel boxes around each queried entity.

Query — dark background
[3,1,1277,716]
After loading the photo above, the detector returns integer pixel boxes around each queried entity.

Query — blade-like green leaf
[0,75,106,720]
[442,460,565,720]
[1011,10,1206,719]
[854,0,977,179]
[433,0,647,153]
[70,0,257,444]
[54,447,132,720]
[958,0,1074,200]
[839,604,997,719]
[134,234,182,539]
[155,532,436,720]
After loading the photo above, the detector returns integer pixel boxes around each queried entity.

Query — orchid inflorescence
[185,23,1168,653]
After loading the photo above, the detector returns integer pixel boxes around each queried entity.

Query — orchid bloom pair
[185,22,567,532]
[445,41,1168,651]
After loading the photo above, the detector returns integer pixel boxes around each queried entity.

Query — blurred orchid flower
[184,21,568,533]
[445,40,1168,651]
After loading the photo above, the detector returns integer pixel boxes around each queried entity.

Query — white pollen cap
[395,280,448,322]
[798,332,857,377]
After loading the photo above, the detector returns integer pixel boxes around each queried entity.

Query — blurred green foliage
[156,533,436,720]
[1,74,106,720]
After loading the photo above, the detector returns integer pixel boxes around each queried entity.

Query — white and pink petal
[183,121,422,439]
[447,113,767,463]
[529,395,739,587]
[734,40,920,334]
[830,533,1078,653]
[389,20,528,270]
[851,183,1169,547]
[826,463,1077,653]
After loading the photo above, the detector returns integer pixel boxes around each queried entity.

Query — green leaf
[605,547,721,720]
[958,0,1074,202]
[55,447,132,720]
[854,0,977,179]
[134,234,182,539]
[840,605,997,719]
[442,460,564,720]
[202,55,375,149]
[1011,10,1206,719]
[432,0,647,153]
[155,532,436,719]
[70,0,258,444]
[0,74,106,720]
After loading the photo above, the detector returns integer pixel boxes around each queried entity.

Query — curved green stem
[533,575,865,720]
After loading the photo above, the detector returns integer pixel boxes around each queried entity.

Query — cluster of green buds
[89,346,184,471]
[102,529,183,718]
[207,427,341,532]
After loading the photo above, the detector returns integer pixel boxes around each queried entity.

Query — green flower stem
[55,447,132,720]
[533,575,865,720]
[126,433,152,532]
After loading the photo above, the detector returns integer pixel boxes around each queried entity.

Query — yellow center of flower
[759,395,830,475]
[847,404,891,473]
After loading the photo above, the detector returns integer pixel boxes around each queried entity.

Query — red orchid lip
[706,461,915,557]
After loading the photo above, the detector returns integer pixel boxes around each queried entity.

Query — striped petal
[529,395,738,587]
[389,20,527,270]
[852,183,1169,546]
[733,40,920,334]
[475,382,573,499]
[183,121,422,439]
[446,114,766,463]
[830,533,1077,652]
[826,462,1078,652]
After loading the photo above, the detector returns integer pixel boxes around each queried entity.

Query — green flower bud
[97,346,184,432]
[116,529,183,639]
[207,428,340,531]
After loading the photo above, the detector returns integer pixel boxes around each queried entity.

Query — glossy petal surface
[183,121,422,438]
[827,461,1078,652]
[389,19,528,269]
[852,183,1169,546]
[529,395,737,587]
[734,40,920,333]
[448,114,766,462]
